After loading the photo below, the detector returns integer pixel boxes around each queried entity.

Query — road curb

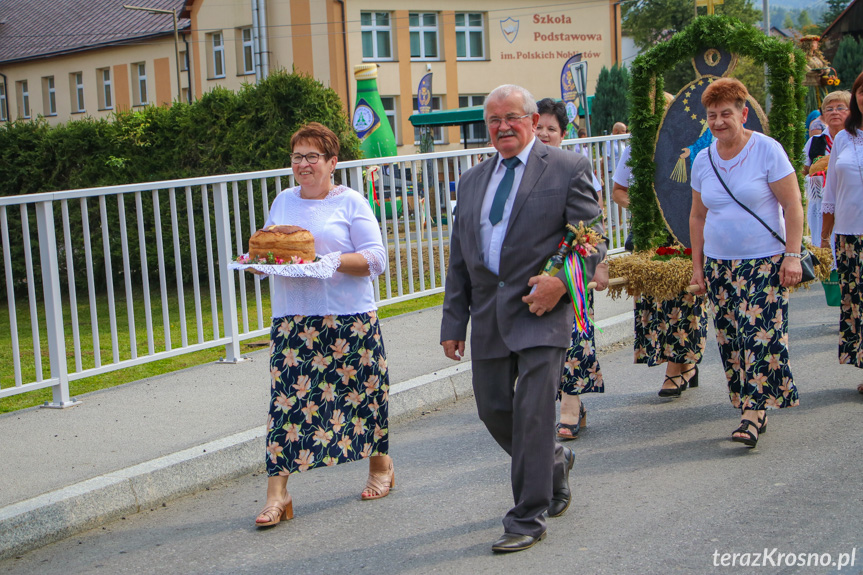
[0,310,633,560]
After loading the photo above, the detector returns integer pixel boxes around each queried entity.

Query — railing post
[213,182,247,364]
[36,200,80,408]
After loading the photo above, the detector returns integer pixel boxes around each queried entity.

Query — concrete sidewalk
[0,290,634,559]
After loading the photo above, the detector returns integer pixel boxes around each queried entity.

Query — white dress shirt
[822,129,863,235]
[479,137,537,275]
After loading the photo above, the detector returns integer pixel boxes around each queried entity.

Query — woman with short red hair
[689,78,804,448]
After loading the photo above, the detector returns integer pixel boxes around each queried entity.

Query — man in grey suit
[441,84,606,553]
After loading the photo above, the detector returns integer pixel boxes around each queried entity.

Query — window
[43,76,57,116]
[241,28,254,74]
[179,50,189,71]
[380,96,398,144]
[132,62,148,106]
[413,95,443,144]
[0,83,7,121]
[459,95,488,144]
[98,68,113,110]
[409,13,438,59]
[71,72,85,113]
[211,32,225,78]
[456,13,485,60]
[361,12,392,60]
[17,80,30,118]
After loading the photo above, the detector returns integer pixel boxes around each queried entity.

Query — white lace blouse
[822,130,863,235]
[264,185,386,317]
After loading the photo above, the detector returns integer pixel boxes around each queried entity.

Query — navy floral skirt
[266,311,389,476]
[634,292,708,367]
[560,291,603,396]
[836,234,863,367]
[705,255,799,411]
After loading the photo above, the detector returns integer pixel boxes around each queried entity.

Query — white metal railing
[0,134,629,407]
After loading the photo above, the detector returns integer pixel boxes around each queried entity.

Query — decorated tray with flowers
[228,252,340,279]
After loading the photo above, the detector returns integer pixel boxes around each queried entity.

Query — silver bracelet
[783,252,802,258]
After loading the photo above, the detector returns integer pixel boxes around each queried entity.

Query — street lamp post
[123,4,183,102]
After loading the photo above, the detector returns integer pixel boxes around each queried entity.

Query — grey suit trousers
[472,345,567,537]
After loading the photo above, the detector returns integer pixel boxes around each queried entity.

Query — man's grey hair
[484,85,538,119]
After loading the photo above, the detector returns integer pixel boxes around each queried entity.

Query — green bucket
[822,270,841,307]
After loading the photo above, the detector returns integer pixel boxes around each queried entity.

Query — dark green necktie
[489,156,521,225]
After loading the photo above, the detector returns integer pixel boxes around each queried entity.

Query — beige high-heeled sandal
[361,462,395,500]
[255,498,294,527]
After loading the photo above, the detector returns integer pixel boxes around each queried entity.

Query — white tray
[229,256,335,278]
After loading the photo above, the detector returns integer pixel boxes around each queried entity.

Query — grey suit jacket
[440,140,607,361]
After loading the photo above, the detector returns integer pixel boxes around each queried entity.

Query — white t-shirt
[612,145,633,187]
[691,131,795,260]
[264,185,386,317]
[822,129,863,235]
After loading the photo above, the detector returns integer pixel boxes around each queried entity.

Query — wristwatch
[783,252,802,258]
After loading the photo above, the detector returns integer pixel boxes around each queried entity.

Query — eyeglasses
[824,106,848,113]
[291,152,324,164]
[487,114,530,128]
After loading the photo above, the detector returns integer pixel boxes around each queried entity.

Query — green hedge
[0,71,362,299]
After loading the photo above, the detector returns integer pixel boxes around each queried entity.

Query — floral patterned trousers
[705,255,799,411]
[836,234,863,367]
[560,291,603,397]
[634,292,708,367]
[266,312,389,476]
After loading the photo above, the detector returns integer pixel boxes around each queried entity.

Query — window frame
[409,12,439,60]
[241,27,255,75]
[361,11,393,61]
[212,31,226,78]
[459,94,488,144]
[455,12,486,60]
[133,62,148,106]
[413,95,444,145]
[0,82,7,121]
[18,80,30,119]
[98,68,113,110]
[380,96,398,145]
[43,76,57,116]
[72,72,85,113]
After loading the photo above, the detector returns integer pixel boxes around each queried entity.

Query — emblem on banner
[500,17,519,44]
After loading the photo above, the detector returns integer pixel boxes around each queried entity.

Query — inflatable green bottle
[352,64,397,158]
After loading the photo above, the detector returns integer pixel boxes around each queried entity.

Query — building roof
[823,0,863,39]
[0,0,192,64]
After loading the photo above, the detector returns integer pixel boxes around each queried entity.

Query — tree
[783,13,794,30]
[622,0,762,93]
[797,9,813,29]
[832,35,863,91]
[820,0,849,29]
[592,64,631,134]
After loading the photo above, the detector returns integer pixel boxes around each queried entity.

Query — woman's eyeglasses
[291,153,324,164]
[824,106,848,113]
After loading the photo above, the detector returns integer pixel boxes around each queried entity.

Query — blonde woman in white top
[821,71,863,394]
[251,122,394,528]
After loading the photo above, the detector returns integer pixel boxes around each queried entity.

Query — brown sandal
[255,498,294,527]
[857,383,863,395]
[361,462,395,500]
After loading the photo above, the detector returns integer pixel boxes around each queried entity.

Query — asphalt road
[3,288,862,575]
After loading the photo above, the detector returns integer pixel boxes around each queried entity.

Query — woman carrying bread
[250,122,393,527]
[821,71,863,395]
[689,78,803,448]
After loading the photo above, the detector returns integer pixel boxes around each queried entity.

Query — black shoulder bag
[707,147,818,284]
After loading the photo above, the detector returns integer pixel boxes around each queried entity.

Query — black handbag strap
[707,146,787,247]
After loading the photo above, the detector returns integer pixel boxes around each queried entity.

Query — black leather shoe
[491,531,546,553]
[548,446,574,518]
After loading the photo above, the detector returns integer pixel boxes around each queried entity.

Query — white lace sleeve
[822,202,835,214]
[359,248,385,278]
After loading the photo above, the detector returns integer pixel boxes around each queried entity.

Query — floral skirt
[634,292,708,367]
[705,256,799,410]
[560,291,603,396]
[265,312,389,476]
[836,235,863,367]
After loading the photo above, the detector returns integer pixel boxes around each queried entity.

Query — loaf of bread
[248,225,316,262]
